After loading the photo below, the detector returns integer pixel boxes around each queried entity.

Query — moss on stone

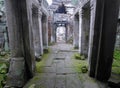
[36,50,50,73]
[81,66,88,73]
[73,54,88,74]
[74,46,79,49]
[29,84,35,88]
[74,53,85,60]
[112,67,120,75]
[48,42,55,46]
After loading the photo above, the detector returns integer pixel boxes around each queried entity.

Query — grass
[112,49,120,74]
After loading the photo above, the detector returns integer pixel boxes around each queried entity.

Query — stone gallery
[0,0,119,88]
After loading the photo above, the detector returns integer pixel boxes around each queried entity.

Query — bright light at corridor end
[47,0,52,5]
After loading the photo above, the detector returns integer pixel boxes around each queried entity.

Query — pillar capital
[38,7,42,17]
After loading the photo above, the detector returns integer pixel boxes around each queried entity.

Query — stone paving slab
[24,43,108,88]
[66,74,82,88]
[55,75,66,88]
[45,54,55,67]
[56,68,76,74]
[42,66,56,73]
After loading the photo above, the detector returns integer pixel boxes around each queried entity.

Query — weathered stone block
[6,57,26,87]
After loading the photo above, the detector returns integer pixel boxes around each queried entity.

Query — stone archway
[51,21,68,43]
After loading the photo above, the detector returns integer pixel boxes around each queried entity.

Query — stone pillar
[51,23,54,43]
[65,24,68,42]
[51,23,57,43]
[38,9,43,55]
[89,0,120,81]
[95,0,120,81]
[79,9,83,54]
[88,0,97,78]
[5,0,25,87]
[73,14,79,49]
[5,0,35,87]
[42,15,48,48]
[32,6,43,57]
[79,6,90,57]
[32,6,41,57]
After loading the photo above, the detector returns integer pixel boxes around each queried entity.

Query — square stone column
[51,24,57,43]
[32,6,43,57]
[42,15,48,48]
[88,0,97,78]
[89,0,120,81]
[38,9,44,55]
[5,0,35,87]
[79,5,90,57]
[73,14,79,49]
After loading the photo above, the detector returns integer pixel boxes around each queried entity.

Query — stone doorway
[56,26,66,43]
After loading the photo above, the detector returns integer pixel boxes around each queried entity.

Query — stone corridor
[0,0,119,87]
[24,43,107,88]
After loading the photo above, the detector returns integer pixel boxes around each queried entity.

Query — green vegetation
[74,53,85,60]
[36,50,50,73]
[74,46,79,49]
[112,49,120,74]
[73,53,88,73]
[113,50,120,60]
[0,52,10,88]
[48,42,55,46]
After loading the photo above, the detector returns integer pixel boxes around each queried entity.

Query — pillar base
[6,57,26,87]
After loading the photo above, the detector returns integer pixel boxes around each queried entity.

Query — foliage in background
[0,52,10,88]
[112,49,120,74]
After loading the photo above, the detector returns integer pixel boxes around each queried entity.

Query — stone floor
[24,43,108,88]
